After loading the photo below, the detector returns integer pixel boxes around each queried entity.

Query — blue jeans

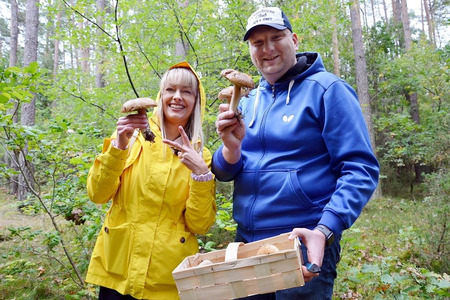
[235,232,341,300]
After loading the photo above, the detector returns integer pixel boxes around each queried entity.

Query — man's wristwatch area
[315,224,335,247]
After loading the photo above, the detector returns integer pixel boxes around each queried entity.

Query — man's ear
[292,32,299,50]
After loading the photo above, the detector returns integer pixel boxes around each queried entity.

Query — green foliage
[1,1,449,299]
[0,63,39,110]
[335,197,450,299]
[375,41,449,196]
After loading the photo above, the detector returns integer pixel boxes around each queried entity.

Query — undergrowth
[1,193,449,299]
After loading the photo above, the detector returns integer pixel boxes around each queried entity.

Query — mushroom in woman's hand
[121,97,157,142]
[220,69,255,115]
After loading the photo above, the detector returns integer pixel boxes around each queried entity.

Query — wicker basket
[172,233,304,300]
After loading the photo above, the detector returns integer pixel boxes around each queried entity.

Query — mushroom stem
[137,108,155,142]
[229,85,241,112]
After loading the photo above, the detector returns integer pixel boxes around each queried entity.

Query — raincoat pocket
[102,223,134,277]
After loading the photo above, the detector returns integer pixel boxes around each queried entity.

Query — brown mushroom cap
[220,69,255,89]
[218,86,251,102]
[218,86,234,102]
[121,97,157,113]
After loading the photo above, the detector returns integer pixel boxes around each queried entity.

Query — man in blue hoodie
[212,7,380,300]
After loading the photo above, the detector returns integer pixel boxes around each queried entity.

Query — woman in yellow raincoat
[85,62,216,299]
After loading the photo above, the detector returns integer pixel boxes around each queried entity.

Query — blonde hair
[157,67,204,153]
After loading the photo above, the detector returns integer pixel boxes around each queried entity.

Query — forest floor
[0,189,52,241]
[0,187,449,299]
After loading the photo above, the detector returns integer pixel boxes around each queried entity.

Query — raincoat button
[180,237,186,243]
[104,227,109,234]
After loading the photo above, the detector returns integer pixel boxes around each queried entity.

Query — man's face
[248,26,298,85]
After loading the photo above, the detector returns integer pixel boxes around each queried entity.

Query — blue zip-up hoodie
[212,52,379,242]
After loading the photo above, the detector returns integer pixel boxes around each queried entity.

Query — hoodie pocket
[102,223,133,277]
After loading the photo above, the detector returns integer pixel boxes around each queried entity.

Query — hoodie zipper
[248,84,277,232]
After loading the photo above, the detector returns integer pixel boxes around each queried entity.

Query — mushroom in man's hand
[220,69,255,116]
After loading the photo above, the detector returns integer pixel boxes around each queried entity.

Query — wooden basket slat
[178,269,304,300]
[176,256,303,291]
[173,233,305,300]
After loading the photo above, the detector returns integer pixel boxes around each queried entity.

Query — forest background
[0,0,448,299]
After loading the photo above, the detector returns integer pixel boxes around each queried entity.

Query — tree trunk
[400,0,422,183]
[370,0,376,25]
[392,0,402,23]
[382,0,389,26]
[423,0,436,46]
[401,0,412,50]
[420,0,425,36]
[18,0,39,202]
[95,0,106,88]
[331,13,340,77]
[7,0,20,195]
[9,0,19,67]
[53,6,62,80]
[349,0,381,199]
[78,20,90,72]
[175,0,189,59]
[391,0,403,48]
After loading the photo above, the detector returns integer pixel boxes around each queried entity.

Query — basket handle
[224,242,244,262]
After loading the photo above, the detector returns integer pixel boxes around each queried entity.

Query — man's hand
[215,103,245,164]
[289,227,326,282]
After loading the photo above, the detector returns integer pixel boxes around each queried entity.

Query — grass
[0,189,96,299]
[334,197,449,299]
[0,189,448,299]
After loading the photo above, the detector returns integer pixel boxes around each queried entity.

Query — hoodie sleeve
[211,144,244,181]
[319,80,379,235]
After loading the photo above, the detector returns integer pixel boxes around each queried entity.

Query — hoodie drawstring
[248,85,260,128]
[286,80,294,105]
[249,80,295,128]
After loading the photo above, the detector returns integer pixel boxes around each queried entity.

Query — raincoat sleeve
[87,138,127,204]
[184,147,217,234]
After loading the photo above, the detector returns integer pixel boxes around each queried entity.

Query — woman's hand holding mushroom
[115,113,149,150]
[120,97,157,144]
[163,126,209,174]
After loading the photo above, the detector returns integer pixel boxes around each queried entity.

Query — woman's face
[161,82,197,129]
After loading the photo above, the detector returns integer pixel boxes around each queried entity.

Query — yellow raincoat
[85,63,216,299]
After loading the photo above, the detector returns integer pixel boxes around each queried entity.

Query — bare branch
[61,0,116,41]
[59,86,116,120]
[136,41,161,79]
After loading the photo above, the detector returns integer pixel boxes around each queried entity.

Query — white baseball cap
[244,7,293,41]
